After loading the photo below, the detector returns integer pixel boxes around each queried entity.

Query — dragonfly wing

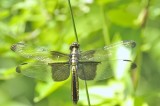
[11,42,69,62]
[80,40,136,61]
[48,62,70,81]
[50,51,69,62]
[78,61,100,80]
[16,61,52,81]
[78,59,136,81]
[16,61,70,81]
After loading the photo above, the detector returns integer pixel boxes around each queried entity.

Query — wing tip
[123,40,136,48]
[10,44,17,52]
[16,63,28,73]
[123,59,137,69]
[11,42,25,52]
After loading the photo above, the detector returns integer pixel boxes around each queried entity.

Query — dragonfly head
[70,42,79,50]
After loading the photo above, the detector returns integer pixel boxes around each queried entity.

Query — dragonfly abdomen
[71,66,79,104]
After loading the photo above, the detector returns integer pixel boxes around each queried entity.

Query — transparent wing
[50,51,69,62]
[11,42,69,63]
[16,61,52,81]
[16,61,71,81]
[80,40,136,61]
[78,60,136,81]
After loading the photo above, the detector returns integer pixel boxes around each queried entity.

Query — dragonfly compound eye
[70,42,79,50]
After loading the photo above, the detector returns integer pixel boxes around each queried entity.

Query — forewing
[48,62,70,81]
[16,61,52,81]
[11,42,69,63]
[50,51,69,62]
[80,40,136,61]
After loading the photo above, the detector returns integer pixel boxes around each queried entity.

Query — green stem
[100,5,110,45]
[68,0,79,43]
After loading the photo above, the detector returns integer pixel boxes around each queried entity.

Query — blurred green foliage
[0,0,160,106]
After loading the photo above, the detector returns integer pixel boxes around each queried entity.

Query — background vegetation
[0,0,160,106]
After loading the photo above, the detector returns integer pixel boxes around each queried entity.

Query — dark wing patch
[78,61,100,80]
[48,62,70,81]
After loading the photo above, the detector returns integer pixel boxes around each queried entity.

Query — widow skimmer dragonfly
[11,40,136,104]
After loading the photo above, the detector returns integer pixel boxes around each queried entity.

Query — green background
[0,0,160,106]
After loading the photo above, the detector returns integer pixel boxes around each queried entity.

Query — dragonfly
[11,40,136,104]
